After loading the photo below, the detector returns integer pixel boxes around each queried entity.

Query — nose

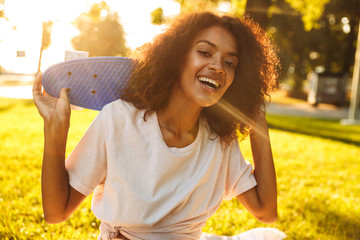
[207,59,225,74]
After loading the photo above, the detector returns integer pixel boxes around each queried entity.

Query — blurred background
[0,0,360,239]
[0,0,359,104]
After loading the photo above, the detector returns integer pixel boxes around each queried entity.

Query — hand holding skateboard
[42,57,134,111]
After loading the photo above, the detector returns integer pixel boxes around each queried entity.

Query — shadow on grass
[302,200,360,239]
[0,105,14,112]
[267,114,360,147]
[0,98,34,112]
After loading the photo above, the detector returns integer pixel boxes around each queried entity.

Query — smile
[198,76,220,89]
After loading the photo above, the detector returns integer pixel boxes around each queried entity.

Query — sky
[0,0,181,73]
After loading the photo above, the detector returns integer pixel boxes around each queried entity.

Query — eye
[198,50,212,57]
[224,60,236,69]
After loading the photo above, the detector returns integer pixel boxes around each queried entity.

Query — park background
[0,0,360,239]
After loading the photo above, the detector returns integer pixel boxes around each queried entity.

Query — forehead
[191,26,238,53]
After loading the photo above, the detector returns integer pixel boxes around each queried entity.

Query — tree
[37,21,53,74]
[149,0,221,29]
[245,0,271,28]
[317,0,360,74]
[240,0,359,92]
[163,0,359,93]
[284,0,330,31]
[151,7,165,25]
[175,0,221,13]
[71,1,128,57]
[0,0,5,19]
[0,0,6,71]
[269,0,360,92]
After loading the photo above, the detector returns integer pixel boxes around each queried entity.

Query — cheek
[182,58,196,78]
[185,51,206,71]
[224,75,235,91]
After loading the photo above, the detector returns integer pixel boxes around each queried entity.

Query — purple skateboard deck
[42,57,134,110]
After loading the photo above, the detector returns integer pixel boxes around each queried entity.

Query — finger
[59,88,70,105]
[32,72,43,98]
[43,88,49,97]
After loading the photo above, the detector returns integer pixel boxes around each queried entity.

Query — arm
[236,110,277,223]
[33,73,86,223]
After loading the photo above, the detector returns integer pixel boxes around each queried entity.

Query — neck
[156,89,202,147]
[157,99,202,134]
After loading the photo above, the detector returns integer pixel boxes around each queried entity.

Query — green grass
[0,98,99,239]
[266,114,360,146]
[1,98,360,239]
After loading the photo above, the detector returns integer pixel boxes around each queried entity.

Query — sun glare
[0,0,180,74]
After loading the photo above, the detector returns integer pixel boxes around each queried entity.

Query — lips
[198,76,221,89]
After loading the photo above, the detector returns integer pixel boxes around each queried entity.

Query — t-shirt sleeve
[224,140,257,200]
[65,111,107,196]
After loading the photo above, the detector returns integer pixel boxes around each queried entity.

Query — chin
[198,99,219,108]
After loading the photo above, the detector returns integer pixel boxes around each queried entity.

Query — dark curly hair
[121,11,280,144]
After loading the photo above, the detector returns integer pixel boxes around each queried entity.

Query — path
[267,102,349,119]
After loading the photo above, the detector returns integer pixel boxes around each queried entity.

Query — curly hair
[121,11,280,144]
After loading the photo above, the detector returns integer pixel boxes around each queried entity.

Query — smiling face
[175,25,239,108]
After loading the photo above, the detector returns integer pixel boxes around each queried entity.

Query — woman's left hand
[237,102,277,224]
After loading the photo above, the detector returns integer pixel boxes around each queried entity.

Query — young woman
[33,11,280,240]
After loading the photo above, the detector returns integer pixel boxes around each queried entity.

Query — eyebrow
[196,39,239,58]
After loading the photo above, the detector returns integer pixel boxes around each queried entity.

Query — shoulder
[102,99,137,112]
[101,99,141,117]
[200,117,238,151]
[96,100,145,128]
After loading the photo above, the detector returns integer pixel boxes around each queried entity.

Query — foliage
[1,97,360,239]
[166,0,359,92]
[245,0,271,28]
[175,0,220,12]
[0,0,7,48]
[284,0,331,31]
[227,0,247,17]
[40,21,53,51]
[71,1,128,57]
[316,0,360,74]
[0,0,5,19]
[268,0,359,91]
[151,7,165,25]
[149,0,222,30]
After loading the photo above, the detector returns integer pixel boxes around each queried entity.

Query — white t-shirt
[65,100,257,240]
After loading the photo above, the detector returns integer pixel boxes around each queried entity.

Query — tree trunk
[343,0,360,73]
[245,0,271,29]
[37,45,43,75]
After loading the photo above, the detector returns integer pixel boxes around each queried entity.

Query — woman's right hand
[32,73,71,127]
[33,73,85,224]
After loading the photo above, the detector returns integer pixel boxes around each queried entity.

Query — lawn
[0,97,359,239]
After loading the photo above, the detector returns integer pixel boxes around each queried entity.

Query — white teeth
[198,77,220,88]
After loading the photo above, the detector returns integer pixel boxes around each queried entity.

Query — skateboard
[42,57,135,111]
